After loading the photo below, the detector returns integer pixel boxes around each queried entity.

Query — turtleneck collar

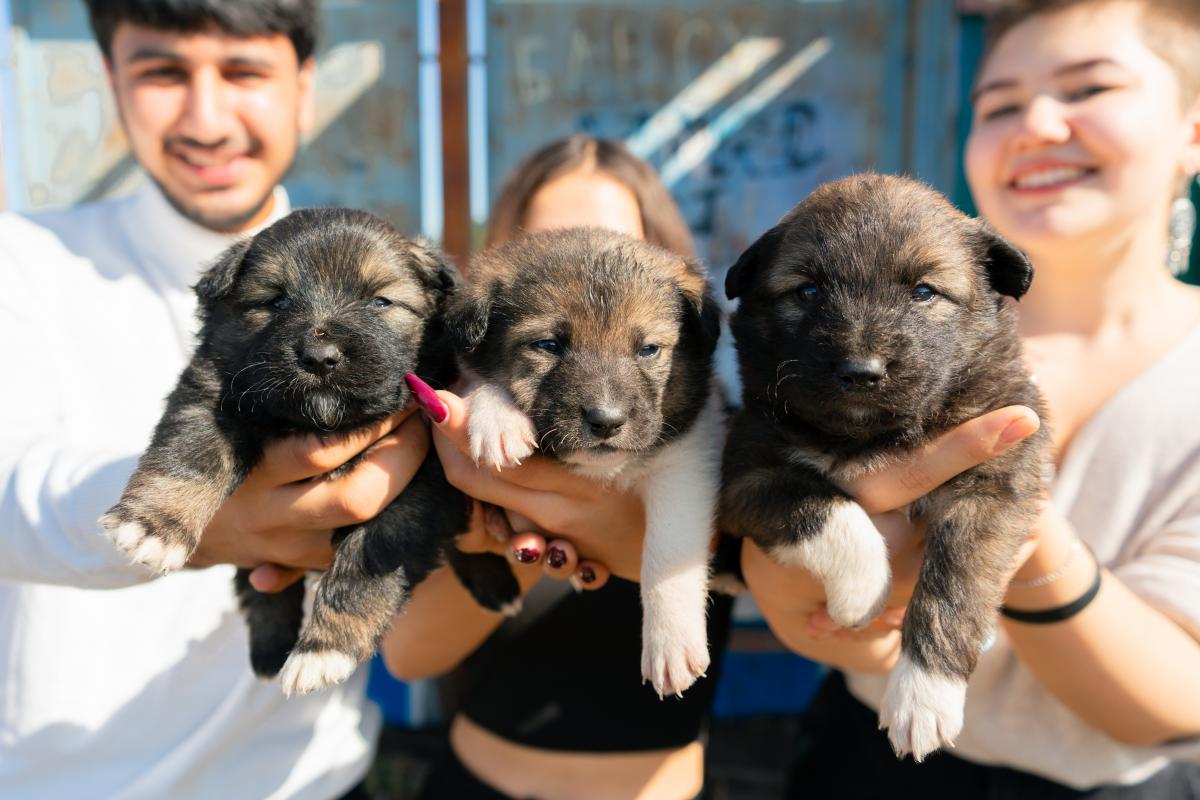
[121,179,291,290]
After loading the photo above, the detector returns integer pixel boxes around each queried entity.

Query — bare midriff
[450,714,704,800]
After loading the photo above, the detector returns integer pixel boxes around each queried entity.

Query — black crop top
[460,576,734,753]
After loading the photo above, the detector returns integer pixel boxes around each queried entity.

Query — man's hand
[189,408,430,591]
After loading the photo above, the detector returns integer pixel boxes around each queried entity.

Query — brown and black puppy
[720,174,1048,760]
[101,208,516,695]
[448,228,724,697]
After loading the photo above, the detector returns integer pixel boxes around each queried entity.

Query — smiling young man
[0,2,431,798]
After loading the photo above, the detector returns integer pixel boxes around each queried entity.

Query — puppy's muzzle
[835,356,886,391]
[583,405,628,439]
[298,336,344,378]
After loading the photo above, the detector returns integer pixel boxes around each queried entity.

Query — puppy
[720,174,1048,760]
[101,208,516,695]
[447,228,724,697]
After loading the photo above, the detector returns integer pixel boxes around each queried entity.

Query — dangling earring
[1167,196,1194,276]
[1167,178,1196,277]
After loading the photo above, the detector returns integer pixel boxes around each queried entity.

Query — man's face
[106,23,315,232]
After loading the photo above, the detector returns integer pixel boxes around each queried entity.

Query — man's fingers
[283,415,429,528]
[258,406,418,484]
[248,563,307,593]
[849,405,1040,514]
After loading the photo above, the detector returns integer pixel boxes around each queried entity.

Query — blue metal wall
[485,0,962,276]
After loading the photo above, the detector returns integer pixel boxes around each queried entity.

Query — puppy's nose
[299,341,343,376]
[583,406,627,439]
[835,357,886,389]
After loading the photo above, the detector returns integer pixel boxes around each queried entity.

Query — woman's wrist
[1003,510,1097,612]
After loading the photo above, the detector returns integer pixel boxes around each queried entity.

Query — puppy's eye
[371,297,393,308]
[911,284,938,303]
[638,344,661,359]
[269,296,292,311]
[796,284,821,304]
[532,339,561,355]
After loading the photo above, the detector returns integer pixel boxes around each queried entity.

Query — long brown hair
[484,135,696,259]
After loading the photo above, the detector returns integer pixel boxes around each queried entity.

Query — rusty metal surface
[5,0,423,232]
[485,0,961,273]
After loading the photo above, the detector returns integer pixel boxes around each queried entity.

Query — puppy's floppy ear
[408,238,462,309]
[445,280,497,353]
[975,220,1034,299]
[678,286,722,356]
[195,237,253,304]
[725,225,782,300]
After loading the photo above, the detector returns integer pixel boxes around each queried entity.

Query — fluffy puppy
[101,208,516,695]
[448,228,724,697]
[720,174,1048,760]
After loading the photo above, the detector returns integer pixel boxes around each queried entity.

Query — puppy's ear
[679,287,722,356]
[975,220,1034,300]
[195,238,253,304]
[409,238,462,309]
[445,281,497,353]
[725,225,782,300]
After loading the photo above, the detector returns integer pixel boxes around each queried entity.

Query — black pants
[788,672,1200,800]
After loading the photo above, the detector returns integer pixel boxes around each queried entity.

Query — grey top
[849,324,1200,789]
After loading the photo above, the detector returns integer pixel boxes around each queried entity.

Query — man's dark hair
[84,0,319,62]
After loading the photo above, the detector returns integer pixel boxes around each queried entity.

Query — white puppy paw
[100,515,190,574]
[879,653,966,761]
[467,387,538,469]
[640,594,710,698]
[771,500,891,629]
[278,650,358,696]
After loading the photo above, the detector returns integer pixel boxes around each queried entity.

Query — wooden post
[440,0,470,266]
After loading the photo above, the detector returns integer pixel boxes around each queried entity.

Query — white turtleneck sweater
[0,183,379,799]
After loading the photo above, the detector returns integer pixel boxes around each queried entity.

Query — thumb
[248,563,307,593]
[848,405,1041,514]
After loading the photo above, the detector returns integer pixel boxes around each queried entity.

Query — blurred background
[1,1,1196,796]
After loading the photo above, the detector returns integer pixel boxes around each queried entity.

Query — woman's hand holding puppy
[191,407,430,593]
[743,405,1043,667]
[422,387,646,590]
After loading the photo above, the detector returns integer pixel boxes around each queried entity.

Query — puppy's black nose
[836,357,886,389]
[299,341,343,376]
[583,406,627,439]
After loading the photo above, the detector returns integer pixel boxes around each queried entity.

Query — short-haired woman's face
[522,169,646,239]
[965,2,1200,253]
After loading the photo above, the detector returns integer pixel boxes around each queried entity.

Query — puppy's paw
[773,501,891,629]
[879,653,966,761]
[99,511,192,574]
[467,393,537,469]
[278,649,359,696]
[641,626,710,699]
[640,590,710,697]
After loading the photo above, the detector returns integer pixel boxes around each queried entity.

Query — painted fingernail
[578,564,597,584]
[546,546,567,569]
[514,546,540,564]
[404,373,447,424]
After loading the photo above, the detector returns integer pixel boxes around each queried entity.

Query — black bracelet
[1000,556,1102,624]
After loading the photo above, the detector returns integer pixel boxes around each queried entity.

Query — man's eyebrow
[970,58,1122,104]
[125,46,183,64]
[123,48,275,70]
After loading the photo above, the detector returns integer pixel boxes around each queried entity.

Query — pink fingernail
[998,412,1039,446]
[404,373,447,424]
